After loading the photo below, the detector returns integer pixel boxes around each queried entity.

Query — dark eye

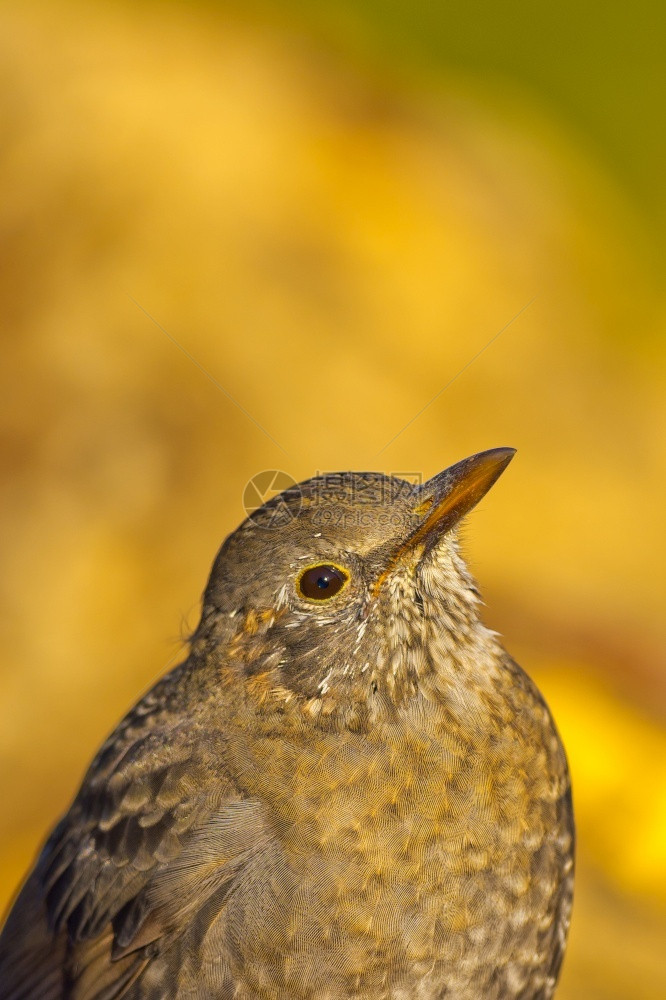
[297,563,349,601]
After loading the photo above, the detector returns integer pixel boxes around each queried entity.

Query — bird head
[198,448,515,722]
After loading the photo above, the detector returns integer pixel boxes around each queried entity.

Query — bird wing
[0,671,280,1000]
[0,870,67,1000]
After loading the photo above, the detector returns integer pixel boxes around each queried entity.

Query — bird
[0,447,574,1000]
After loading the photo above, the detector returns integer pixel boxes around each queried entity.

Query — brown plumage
[0,448,574,999]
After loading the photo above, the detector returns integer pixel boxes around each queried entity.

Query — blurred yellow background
[1,1,665,996]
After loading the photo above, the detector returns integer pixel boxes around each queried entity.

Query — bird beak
[409,447,516,552]
[372,448,515,595]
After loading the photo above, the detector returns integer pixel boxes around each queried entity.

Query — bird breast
[224,680,571,998]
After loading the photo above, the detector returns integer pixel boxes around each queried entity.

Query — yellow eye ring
[296,563,350,602]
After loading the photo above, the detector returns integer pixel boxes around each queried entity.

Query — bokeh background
[1,1,665,995]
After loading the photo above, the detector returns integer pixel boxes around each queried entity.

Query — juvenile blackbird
[0,448,574,1000]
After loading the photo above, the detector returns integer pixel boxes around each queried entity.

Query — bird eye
[297,563,349,601]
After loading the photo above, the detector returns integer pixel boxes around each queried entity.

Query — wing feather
[0,664,278,1000]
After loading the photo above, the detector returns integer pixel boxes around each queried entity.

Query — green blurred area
[0,1,665,997]
[238,0,666,253]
